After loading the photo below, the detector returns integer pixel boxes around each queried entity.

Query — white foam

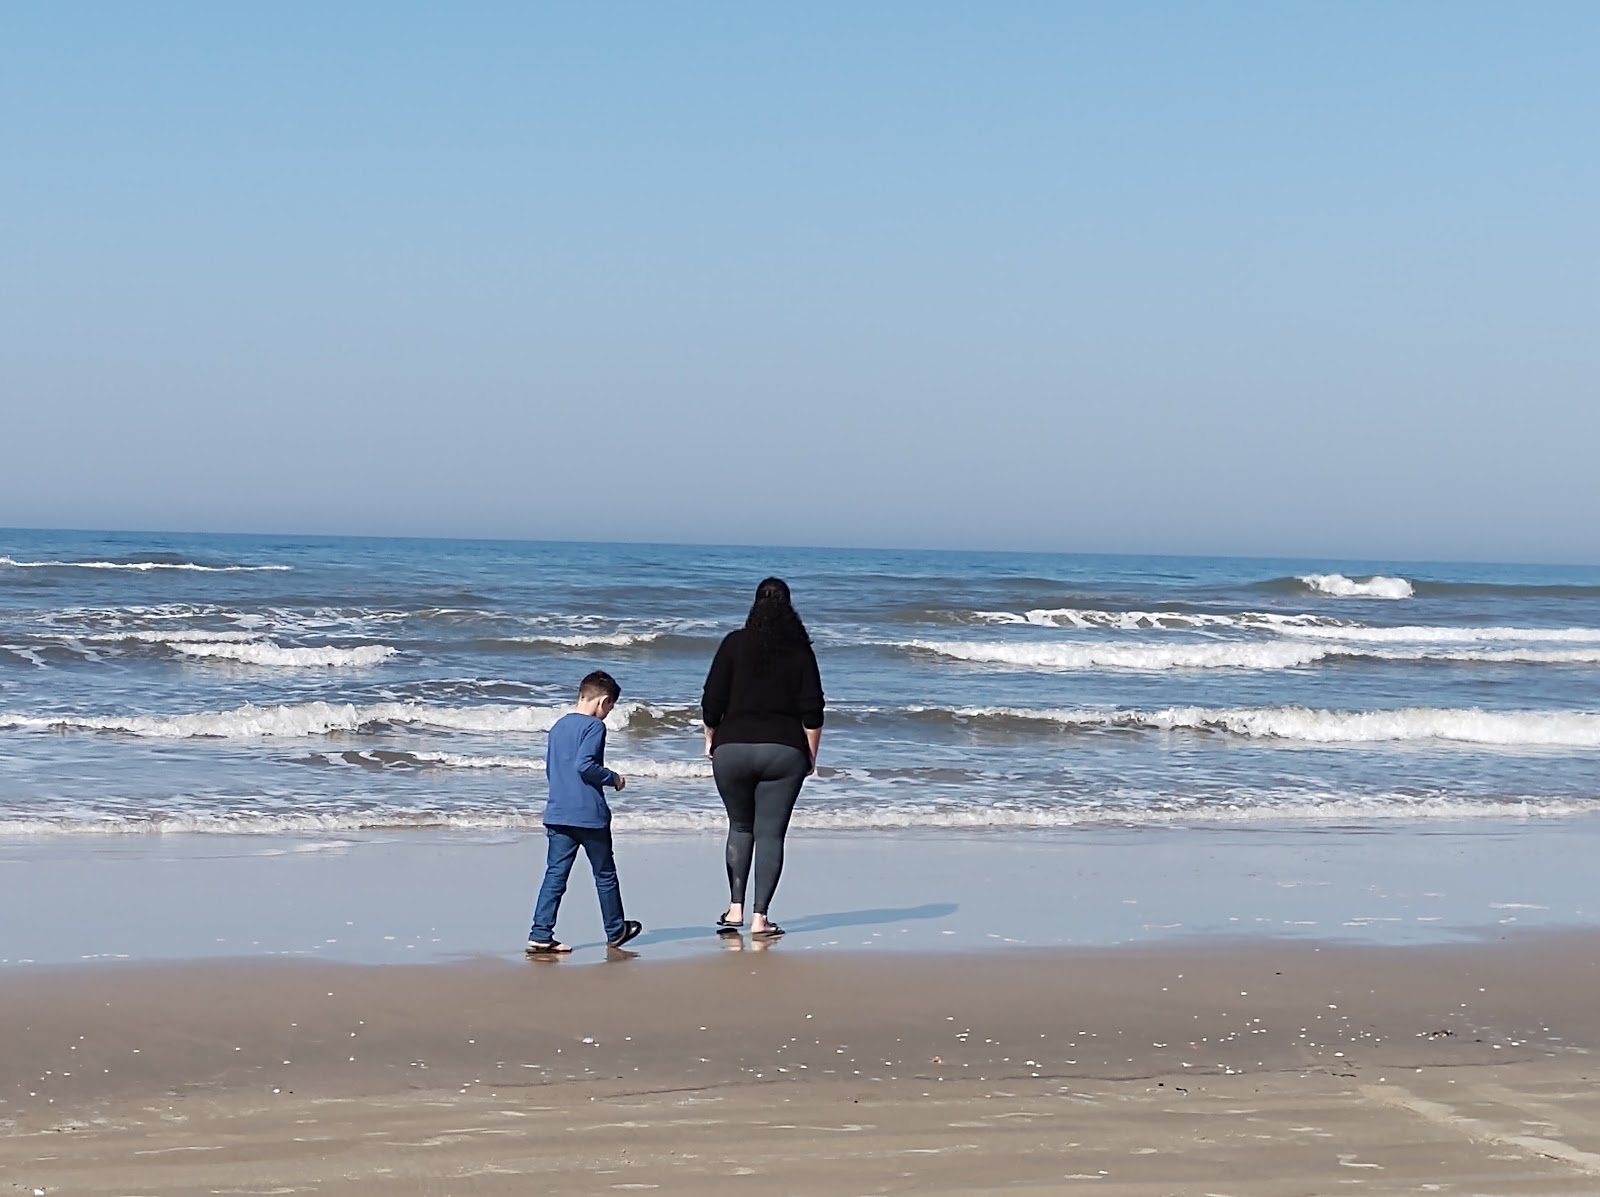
[0,699,670,739]
[974,608,1235,630]
[512,632,665,648]
[1300,573,1414,599]
[0,556,291,572]
[406,751,713,779]
[1410,647,1600,664]
[972,608,1346,631]
[76,629,265,644]
[0,792,1591,836]
[169,641,396,668]
[927,704,1600,747]
[1276,624,1600,644]
[899,638,1600,671]
[902,638,1334,671]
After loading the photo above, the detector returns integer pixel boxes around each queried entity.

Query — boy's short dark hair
[578,670,621,702]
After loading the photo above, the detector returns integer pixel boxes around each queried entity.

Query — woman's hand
[703,725,715,760]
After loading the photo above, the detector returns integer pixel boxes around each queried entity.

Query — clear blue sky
[3,3,1596,562]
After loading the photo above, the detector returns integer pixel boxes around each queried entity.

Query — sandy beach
[6,931,1600,1194]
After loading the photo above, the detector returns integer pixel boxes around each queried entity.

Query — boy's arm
[576,721,620,790]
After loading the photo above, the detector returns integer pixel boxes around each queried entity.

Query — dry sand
[6,934,1600,1194]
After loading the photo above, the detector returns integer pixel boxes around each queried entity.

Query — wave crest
[902,638,1332,671]
[170,641,396,668]
[0,699,682,739]
[907,704,1600,747]
[1299,573,1414,599]
[897,638,1600,671]
[1,791,1592,836]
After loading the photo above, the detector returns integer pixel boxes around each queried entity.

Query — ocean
[3,527,1598,838]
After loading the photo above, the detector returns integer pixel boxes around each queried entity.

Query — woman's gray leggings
[712,742,810,915]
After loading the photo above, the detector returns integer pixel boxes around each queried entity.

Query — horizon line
[2,524,1596,572]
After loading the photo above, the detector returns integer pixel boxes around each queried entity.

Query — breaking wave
[898,704,1600,748]
[971,608,1343,631]
[0,699,685,739]
[902,638,1331,670]
[79,629,265,644]
[1,791,1593,836]
[169,641,396,668]
[1298,573,1415,599]
[511,631,666,648]
[962,610,1600,652]
[1271,624,1600,645]
[898,638,1600,671]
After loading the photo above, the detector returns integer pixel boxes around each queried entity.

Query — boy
[526,670,643,954]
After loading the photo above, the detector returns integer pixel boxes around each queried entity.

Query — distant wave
[0,556,291,572]
[1412,580,1600,599]
[79,629,265,644]
[514,631,664,647]
[962,611,1600,649]
[1272,624,1600,645]
[896,704,1600,747]
[902,638,1331,670]
[1299,573,1414,599]
[0,699,686,739]
[1,791,1592,836]
[897,638,1600,671]
[169,641,396,668]
[495,630,716,651]
[971,608,1346,631]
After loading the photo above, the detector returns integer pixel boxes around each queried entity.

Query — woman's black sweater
[701,629,825,755]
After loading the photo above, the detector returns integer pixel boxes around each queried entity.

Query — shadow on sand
[630,902,958,949]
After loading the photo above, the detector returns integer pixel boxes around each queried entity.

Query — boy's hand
[613,774,627,791]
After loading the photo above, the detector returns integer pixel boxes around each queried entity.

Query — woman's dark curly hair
[744,577,811,669]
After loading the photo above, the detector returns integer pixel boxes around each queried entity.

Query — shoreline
[4,819,1598,968]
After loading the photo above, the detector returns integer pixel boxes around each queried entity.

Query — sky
[2,2,1597,562]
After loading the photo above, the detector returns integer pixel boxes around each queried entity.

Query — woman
[701,577,824,939]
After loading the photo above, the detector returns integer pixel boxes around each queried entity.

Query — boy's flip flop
[608,920,643,948]
[525,940,572,955]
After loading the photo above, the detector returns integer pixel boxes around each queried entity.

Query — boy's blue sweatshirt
[543,711,618,828]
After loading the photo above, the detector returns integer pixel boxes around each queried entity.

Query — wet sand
[7,935,1600,1194]
[6,821,1599,966]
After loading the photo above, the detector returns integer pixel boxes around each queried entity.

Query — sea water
[2,528,1598,837]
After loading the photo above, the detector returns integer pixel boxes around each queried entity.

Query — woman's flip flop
[715,911,743,935]
[750,923,785,940]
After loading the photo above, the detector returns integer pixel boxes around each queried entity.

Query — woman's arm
[799,645,824,774]
[701,634,734,728]
[702,634,735,759]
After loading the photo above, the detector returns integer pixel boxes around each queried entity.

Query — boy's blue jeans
[529,823,626,944]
